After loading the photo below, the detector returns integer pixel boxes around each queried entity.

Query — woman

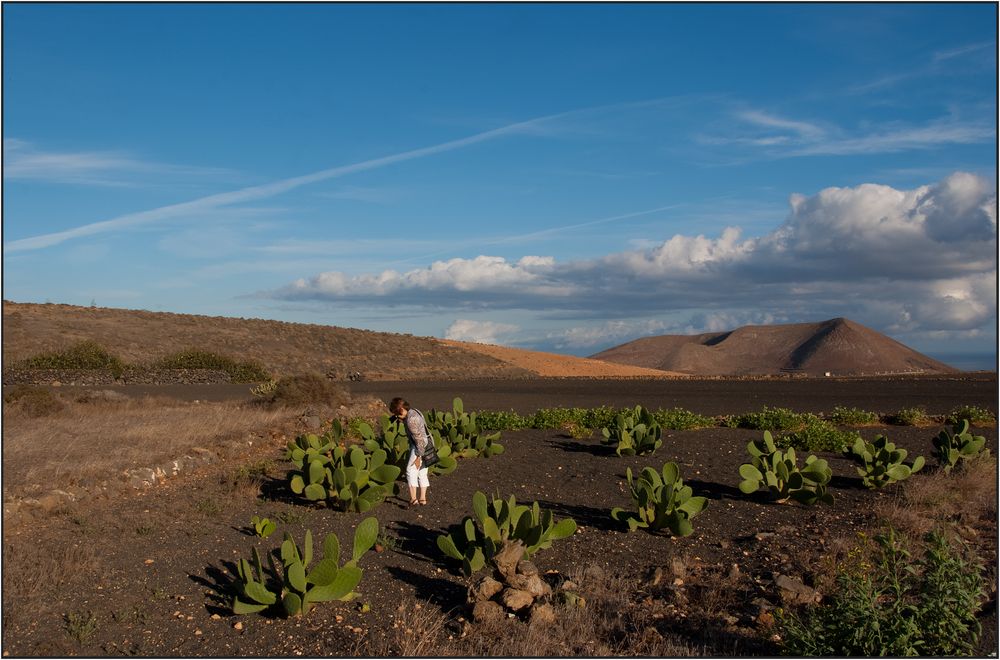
[389,397,430,507]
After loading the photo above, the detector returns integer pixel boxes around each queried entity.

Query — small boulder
[500,588,535,612]
[516,560,539,577]
[507,573,551,599]
[468,575,503,604]
[775,574,821,606]
[471,600,506,624]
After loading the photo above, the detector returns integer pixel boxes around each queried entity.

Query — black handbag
[421,441,440,468]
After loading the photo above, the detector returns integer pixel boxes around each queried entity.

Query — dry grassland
[2,395,287,496]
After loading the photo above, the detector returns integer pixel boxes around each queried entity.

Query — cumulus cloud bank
[268,172,996,338]
[444,319,521,344]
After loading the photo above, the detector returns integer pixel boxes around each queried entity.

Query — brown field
[2,375,997,656]
[2,301,679,380]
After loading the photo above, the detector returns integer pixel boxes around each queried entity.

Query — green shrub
[476,410,531,431]
[828,406,880,426]
[890,406,929,426]
[20,340,127,377]
[559,421,593,439]
[723,406,803,431]
[64,610,98,644]
[778,527,984,656]
[154,349,270,383]
[3,384,65,417]
[779,415,860,452]
[653,407,714,430]
[946,405,996,426]
[267,373,350,409]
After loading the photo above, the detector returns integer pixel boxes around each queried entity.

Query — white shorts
[406,447,430,488]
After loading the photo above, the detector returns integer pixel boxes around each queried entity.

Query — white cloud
[444,319,520,344]
[266,172,996,341]
[279,254,568,300]
[3,139,235,187]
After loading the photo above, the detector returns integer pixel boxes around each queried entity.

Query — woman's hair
[389,397,410,414]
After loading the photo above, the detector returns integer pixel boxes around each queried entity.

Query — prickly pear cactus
[250,515,277,538]
[932,419,990,473]
[425,398,505,462]
[845,435,925,488]
[287,443,401,512]
[437,491,576,576]
[601,405,663,456]
[230,518,379,617]
[611,461,708,536]
[738,431,833,505]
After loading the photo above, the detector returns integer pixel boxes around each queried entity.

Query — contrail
[5,98,682,253]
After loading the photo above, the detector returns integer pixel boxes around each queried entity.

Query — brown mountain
[1,301,674,380]
[590,318,960,376]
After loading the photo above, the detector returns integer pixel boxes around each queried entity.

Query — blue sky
[3,3,997,369]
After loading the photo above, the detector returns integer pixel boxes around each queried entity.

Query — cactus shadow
[546,438,613,456]
[390,520,451,565]
[258,476,301,505]
[190,561,239,615]
[829,474,868,490]
[533,499,620,532]
[385,565,467,614]
[685,479,746,501]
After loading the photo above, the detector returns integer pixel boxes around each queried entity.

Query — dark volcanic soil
[2,377,997,656]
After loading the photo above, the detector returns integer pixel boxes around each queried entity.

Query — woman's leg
[418,468,430,504]
[405,449,420,505]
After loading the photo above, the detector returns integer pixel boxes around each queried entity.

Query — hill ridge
[590,317,958,376]
[1,301,674,381]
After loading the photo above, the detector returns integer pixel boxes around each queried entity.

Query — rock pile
[466,541,568,625]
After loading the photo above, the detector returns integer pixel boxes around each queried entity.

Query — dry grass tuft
[362,567,711,657]
[3,384,66,417]
[2,396,287,495]
[876,456,997,538]
[263,373,351,410]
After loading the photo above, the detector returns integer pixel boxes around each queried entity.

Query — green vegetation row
[475,404,994,454]
[15,340,270,383]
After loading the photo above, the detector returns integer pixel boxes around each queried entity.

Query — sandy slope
[437,339,680,377]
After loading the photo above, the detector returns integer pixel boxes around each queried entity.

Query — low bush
[890,406,930,426]
[476,410,532,431]
[723,406,803,431]
[266,373,350,409]
[945,405,996,426]
[532,407,616,430]
[19,340,126,372]
[778,526,984,656]
[653,408,714,430]
[827,405,880,426]
[153,349,270,383]
[779,416,860,452]
[3,385,65,418]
